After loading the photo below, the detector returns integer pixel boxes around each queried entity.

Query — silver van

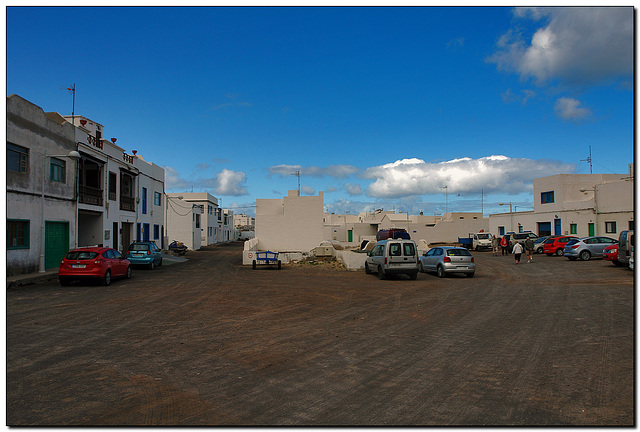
[365,239,419,280]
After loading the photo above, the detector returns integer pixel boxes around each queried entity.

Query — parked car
[602,244,623,266]
[629,247,634,271]
[419,246,475,278]
[509,232,538,249]
[376,229,410,241]
[59,247,131,286]
[533,236,549,254]
[126,241,163,269]
[563,236,618,261]
[365,239,419,280]
[543,236,578,256]
[617,230,634,266]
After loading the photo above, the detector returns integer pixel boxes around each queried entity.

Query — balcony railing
[120,195,135,212]
[79,185,104,206]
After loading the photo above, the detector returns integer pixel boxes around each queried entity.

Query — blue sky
[6,6,634,217]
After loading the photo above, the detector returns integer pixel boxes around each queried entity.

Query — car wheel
[418,262,424,273]
[466,272,475,278]
[149,261,155,270]
[365,262,371,274]
[437,265,445,278]
[377,266,385,280]
[580,250,591,261]
[126,265,132,279]
[103,269,111,286]
[556,249,564,256]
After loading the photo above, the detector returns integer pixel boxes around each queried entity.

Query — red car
[59,247,132,286]
[543,235,578,256]
[603,244,623,266]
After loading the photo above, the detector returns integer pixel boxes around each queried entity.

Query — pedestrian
[500,236,508,256]
[524,237,535,263]
[491,235,499,256]
[512,241,524,264]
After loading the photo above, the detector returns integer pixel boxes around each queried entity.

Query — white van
[365,239,419,280]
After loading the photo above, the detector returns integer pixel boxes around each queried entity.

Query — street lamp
[40,150,81,273]
[580,186,598,235]
[499,202,513,233]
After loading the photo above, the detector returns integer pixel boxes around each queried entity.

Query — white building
[7,95,80,275]
[489,171,634,238]
[174,193,221,246]
[221,209,238,242]
[165,193,203,251]
[63,115,165,252]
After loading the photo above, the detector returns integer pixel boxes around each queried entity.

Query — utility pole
[67,84,76,125]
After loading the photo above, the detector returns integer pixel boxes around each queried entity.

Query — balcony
[79,185,104,206]
[120,195,135,212]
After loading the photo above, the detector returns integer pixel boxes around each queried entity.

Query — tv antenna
[581,145,593,174]
[66,84,76,125]
[291,170,301,194]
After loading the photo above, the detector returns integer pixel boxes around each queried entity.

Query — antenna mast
[291,170,301,194]
[581,145,593,174]
[67,84,76,125]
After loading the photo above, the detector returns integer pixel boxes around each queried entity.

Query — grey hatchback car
[563,236,618,261]
[419,246,475,278]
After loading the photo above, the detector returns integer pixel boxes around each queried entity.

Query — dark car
[125,241,163,269]
[59,247,131,286]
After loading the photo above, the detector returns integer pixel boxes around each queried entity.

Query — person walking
[512,241,524,264]
[491,235,499,256]
[524,237,535,263]
[500,236,508,256]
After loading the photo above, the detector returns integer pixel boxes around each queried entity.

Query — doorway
[45,221,69,270]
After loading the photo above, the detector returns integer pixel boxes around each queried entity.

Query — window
[108,172,117,201]
[389,243,402,256]
[498,226,505,235]
[570,224,577,234]
[605,221,617,234]
[141,187,147,214]
[154,192,162,206]
[49,158,66,183]
[154,224,160,240]
[403,243,415,256]
[7,143,28,173]
[541,191,555,204]
[7,219,29,249]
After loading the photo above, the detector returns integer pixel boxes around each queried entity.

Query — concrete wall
[255,190,325,252]
[7,95,78,275]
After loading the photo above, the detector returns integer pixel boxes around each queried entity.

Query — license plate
[134,253,143,256]
[457,266,468,270]
[71,264,86,268]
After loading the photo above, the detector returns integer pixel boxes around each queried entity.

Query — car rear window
[130,244,150,251]
[66,251,99,260]
[403,243,415,256]
[447,249,471,257]
[565,240,579,246]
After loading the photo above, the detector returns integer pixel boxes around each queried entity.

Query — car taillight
[571,245,579,249]
[384,258,388,265]
[147,250,151,255]
[471,257,474,263]
[444,256,451,262]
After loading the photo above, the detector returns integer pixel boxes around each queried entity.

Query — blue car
[125,241,163,269]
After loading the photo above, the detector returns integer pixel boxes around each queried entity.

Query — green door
[348,230,353,242]
[45,221,69,270]
[588,223,595,237]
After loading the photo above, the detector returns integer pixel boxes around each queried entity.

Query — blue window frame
[142,187,148,214]
[541,191,555,204]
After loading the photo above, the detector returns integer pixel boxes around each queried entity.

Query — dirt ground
[6,242,634,426]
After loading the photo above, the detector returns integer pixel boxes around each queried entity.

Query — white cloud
[488,7,632,86]
[301,185,316,195]
[363,156,574,198]
[216,169,248,196]
[554,97,592,121]
[345,183,363,195]
[163,166,191,191]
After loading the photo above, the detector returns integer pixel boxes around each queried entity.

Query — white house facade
[7,95,80,275]
[63,115,165,252]
[489,171,634,238]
